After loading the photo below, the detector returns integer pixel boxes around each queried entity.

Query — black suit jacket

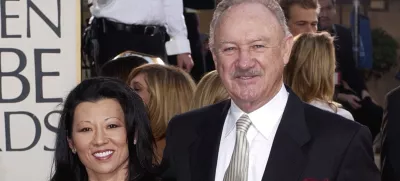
[381,86,400,181]
[161,90,380,181]
[332,24,367,96]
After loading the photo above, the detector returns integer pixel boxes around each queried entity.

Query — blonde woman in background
[191,70,229,109]
[284,32,354,120]
[127,64,196,163]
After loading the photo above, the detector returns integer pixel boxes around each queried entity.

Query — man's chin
[232,90,259,103]
[319,22,332,30]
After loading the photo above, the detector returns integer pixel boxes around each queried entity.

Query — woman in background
[191,70,229,109]
[284,32,354,120]
[99,50,165,81]
[127,64,196,163]
[50,77,157,181]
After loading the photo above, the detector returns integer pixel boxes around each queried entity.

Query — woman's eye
[79,128,91,132]
[108,124,119,129]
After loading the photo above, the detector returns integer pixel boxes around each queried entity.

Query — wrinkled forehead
[215,2,284,44]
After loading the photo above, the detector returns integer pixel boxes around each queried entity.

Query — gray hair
[209,0,291,49]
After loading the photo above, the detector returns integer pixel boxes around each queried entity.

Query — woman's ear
[134,128,138,145]
[67,138,74,150]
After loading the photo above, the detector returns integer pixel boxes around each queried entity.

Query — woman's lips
[92,150,114,160]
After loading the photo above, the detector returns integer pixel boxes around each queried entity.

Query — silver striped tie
[223,114,252,181]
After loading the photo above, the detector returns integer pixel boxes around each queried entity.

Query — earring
[72,148,77,154]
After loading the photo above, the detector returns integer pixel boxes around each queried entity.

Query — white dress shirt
[89,0,191,55]
[215,84,289,181]
[309,100,355,121]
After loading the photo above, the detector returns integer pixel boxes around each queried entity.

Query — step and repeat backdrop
[0,0,81,180]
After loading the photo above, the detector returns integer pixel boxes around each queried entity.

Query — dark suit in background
[331,24,383,140]
[332,24,366,95]
[161,89,380,181]
[381,86,400,181]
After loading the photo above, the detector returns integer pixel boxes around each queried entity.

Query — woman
[99,50,165,81]
[284,32,354,120]
[191,70,229,109]
[50,77,157,181]
[127,64,196,163]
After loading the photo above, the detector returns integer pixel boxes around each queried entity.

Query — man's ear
[211,48,218,68]
[282,36,294,65]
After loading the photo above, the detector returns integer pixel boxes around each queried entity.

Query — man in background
[318,0,383,139]
[381,86,400,181]
[279,0,319,36]
[168,0,216,81]
[84,0,194,75]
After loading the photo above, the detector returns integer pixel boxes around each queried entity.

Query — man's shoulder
[168,100,229,131]
[334,24,351,34]
[333,24,353,41]
[387,85,400,100]
[303,103,365,139]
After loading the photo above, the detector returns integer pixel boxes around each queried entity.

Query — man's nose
[306,25,316,33]
[319,10,328,17]
[237,49,255,69]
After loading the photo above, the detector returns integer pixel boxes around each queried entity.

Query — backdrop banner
[0,0,81,180]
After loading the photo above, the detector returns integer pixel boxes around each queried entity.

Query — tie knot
[236,114,252,133]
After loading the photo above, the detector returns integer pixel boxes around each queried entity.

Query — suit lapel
[190,101,231,181]
[262,91,311,181]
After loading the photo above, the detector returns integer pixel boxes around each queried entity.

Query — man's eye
[252,45,265,49]
[223,47,236,52]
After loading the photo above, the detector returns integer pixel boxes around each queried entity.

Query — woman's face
[68,99,129,175]
[130,73,150,105]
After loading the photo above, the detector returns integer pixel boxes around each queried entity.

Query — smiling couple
[50,0,380,181]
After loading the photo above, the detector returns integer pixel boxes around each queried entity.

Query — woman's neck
[87,160,128,181]
[154,138,166,164]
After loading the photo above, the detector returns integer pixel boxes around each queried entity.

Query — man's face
[212,2,293,112]
[287,4,318,36]
[319,0,336,30]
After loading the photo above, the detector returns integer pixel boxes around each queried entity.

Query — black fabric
[340,95,383,140]
[183,0,215,10]
[330,24,367,95]
[329,24,382,140]
[161,88,380,181]
[381,86,400,181]
[92,18,167,75]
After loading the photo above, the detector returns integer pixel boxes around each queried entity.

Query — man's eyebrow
[219,41,235,44]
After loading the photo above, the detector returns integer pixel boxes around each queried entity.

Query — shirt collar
[225,84,289,139]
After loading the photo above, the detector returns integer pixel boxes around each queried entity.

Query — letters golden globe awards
[0,0,81,180]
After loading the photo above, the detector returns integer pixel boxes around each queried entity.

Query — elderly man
[161,0,380,180]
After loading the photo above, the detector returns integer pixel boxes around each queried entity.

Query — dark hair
[279,0,320,20]
[99,56,149,81]
[50,77,155,181]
